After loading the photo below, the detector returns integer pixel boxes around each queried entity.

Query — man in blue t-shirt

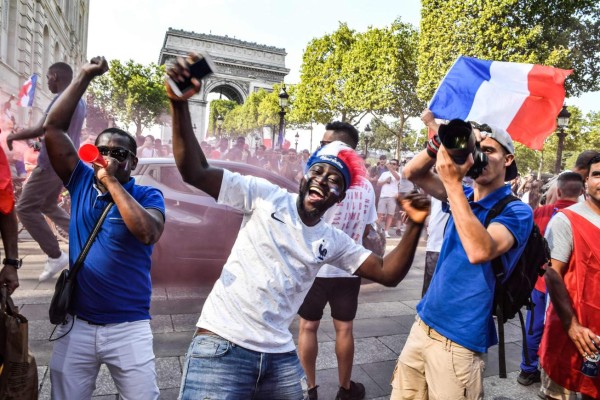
[42,57,165,400]
[396,110,533,399]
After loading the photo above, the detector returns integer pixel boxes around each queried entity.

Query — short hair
[379,154,387,160]
[96,128,137,153]
[390,159,399,164]
[325,121,359,149]
[49,62,73,84]
[587,154,600,172]
[145,135,155,142]
[557,171,584,198]
[575,150,600,170]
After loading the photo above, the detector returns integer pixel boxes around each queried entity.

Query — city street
[13,233,545,399]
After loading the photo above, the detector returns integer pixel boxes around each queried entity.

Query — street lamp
[294,132,299,150]
[274,85,289,149]
[216,114,224,139]
[363,124,373,157]
[555,105,571,174]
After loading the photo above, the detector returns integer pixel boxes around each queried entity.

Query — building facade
[0,0,89,128]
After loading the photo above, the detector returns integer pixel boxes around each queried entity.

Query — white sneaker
[385,231,391,238]
[39,251,69,282]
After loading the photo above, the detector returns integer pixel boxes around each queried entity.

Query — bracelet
[3,258,22,269]
[426,135,441,159]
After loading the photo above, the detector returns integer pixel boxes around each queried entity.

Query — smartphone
[167,53,216,96]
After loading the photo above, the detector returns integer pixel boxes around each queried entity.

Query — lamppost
[294,132,299,150]
[555,105,571,174]
[363,124,372,157]
[274,85,289,149]
[217,114,224,139]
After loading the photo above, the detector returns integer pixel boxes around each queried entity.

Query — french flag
[17,74,38,107]
[429,56,572,150]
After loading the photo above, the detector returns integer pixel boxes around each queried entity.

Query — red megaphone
[78,144,107,167]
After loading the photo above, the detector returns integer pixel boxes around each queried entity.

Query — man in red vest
[517,172,584,386]
[540,155,600,400]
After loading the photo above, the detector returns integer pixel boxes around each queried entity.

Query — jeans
[178,332,307,399]
[521,288,546,373]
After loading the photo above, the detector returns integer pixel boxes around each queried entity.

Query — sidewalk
[11,233,544,399]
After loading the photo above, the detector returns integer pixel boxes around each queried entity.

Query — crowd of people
[0,54,598,400]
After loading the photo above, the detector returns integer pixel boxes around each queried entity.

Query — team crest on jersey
[313,239,329,262]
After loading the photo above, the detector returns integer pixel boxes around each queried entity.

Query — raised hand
[165,54,202,101]
[82,56,109,78]
[400,191,430,224]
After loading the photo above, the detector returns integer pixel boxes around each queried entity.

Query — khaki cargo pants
[390,316,485,400]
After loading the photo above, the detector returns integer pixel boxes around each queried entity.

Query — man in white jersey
[166,55,430,400]
[298,121,376,400]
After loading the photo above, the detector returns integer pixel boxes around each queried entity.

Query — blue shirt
[417,184,532,353]
[66,161,165,324]
[37,95,86,170]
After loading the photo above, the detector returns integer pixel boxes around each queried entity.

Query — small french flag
[429,56,572,150]
[17,74,38,108]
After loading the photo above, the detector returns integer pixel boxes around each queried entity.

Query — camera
[438,119,488,179]
[167,53,216,97]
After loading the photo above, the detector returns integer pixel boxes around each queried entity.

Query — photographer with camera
[393,109,533,399]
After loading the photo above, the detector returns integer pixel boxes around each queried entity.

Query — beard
[297,183,322,221]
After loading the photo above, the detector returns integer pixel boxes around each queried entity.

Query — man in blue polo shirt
[42,57,165,399]
[397,110,533,399]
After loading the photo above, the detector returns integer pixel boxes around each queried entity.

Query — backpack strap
[485,194,519,379]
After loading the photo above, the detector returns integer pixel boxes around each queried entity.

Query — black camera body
[438,119,488,179]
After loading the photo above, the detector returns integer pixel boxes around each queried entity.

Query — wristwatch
[2,258,22,269]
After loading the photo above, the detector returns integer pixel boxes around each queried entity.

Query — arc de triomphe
[158,28,289,140]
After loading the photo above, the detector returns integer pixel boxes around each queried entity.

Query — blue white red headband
[304,141,365,190]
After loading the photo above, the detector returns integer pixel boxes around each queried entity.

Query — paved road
[11,233,544,399]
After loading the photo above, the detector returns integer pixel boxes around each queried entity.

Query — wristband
[426,135,441,159]
[3,258,22,269]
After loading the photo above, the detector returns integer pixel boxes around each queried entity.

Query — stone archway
[158,29,289,140]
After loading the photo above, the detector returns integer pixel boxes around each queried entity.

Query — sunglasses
[97,146,135,162]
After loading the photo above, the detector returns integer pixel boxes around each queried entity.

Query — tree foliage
[207,99,237,137]
[294,19,424,158]
[418,0,600,100]
[89,60,168,138]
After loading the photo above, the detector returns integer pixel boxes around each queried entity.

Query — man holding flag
[390,56,570,399]
[6,62,86,282]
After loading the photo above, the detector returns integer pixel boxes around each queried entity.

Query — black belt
[77,315,106,326]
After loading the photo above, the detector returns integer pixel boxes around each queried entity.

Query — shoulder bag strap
[68,201,114,279]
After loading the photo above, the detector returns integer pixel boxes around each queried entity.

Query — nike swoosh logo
[271,212,285,224]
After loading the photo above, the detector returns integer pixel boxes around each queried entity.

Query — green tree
[207,99,237,137]
[418,0,600,100]
[90,60,168,139]
[294,19,423,158]
[294,23,358,124]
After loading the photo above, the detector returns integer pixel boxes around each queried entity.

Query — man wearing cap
[166,57,430,399]
[398,110,533,399]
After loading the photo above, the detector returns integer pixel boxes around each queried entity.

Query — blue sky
[87,0,598,117]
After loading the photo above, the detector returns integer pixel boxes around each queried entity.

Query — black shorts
[298,277,361,322]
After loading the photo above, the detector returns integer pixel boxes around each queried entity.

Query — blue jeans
[178,332,307,399]
[521,288,546,373]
